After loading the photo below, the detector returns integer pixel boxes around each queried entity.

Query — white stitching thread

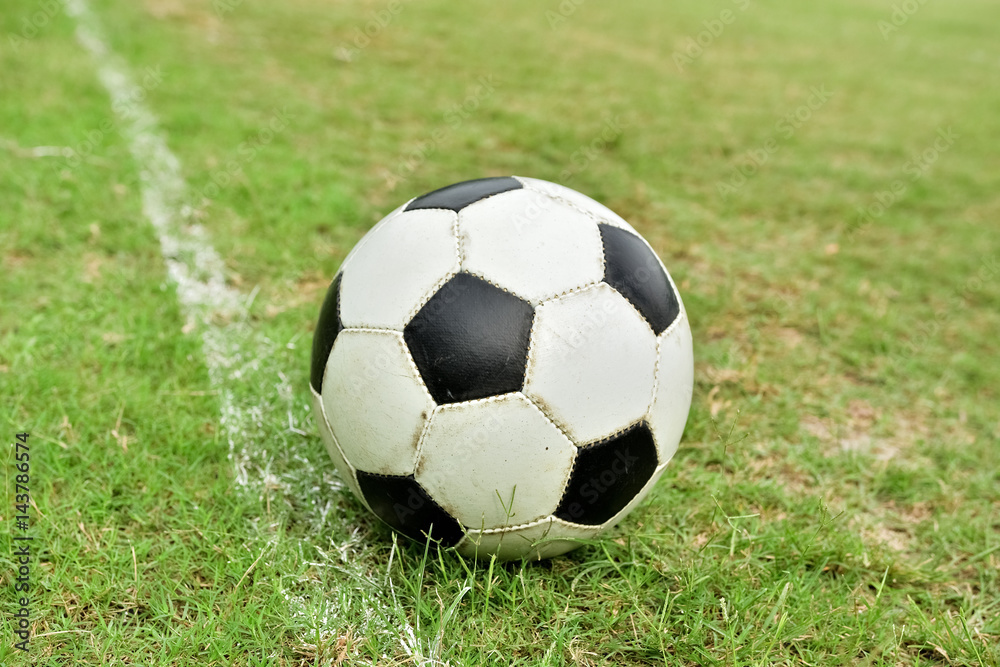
[410,404,440,478]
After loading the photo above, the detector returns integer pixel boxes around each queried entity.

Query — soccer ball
[310,176,693,560]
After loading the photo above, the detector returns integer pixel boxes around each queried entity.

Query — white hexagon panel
[320,329,434,476]
[311,176,694,560]
[338,208,459,330]
[516,176,638,233]
[458,189,603,304]
[458,517,602,561]
[525,283,658,444]
[416,393,575,529]
[309,386,369,511]
[648,314,694,466]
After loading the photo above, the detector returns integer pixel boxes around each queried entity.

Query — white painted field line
[63,1,419,661]
[66,0,278,494]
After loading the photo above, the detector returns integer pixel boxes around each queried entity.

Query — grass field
[2,0,999,664]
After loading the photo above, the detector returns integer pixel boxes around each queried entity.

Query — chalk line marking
[63,0,258,478]
[63,1,423,661]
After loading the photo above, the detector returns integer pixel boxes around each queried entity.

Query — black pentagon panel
[599,224,680,335]
[356,471,464,546]
[404,177,522,212]
[404,273,534,404]
[310,272,343,393]
[555,422,658,526]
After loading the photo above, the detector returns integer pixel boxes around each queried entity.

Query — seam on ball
[522,183,611,275]
[632,232,688,336]
[534,280,608,308]
[646,336,665,438]
[310,385,369,510]
[460,267,531,302]
[522,310,542,395]
[431,391,526,411]
[660,257,687,322]
[600,282,657,336]
[521,386,576,446]
[453,208,466,269]
[550,515,606,531]
[523,183,687,328]
[541,278,604,305]
[658,306,688,341]
[577,418,650,450]
[410,404,439,477]
[522,183,611,227]
[392,331,436,408]
[519,187,686,338]
[340,325,403,335]
[401,268,460,327]
[521,394,577,448]
[646,310,690,459]
[520,395,580,509]
[398,210,461,326]
[459,181,609,305]
[310,386,355,472]
[473,515,555,535]
[334,270,343,329]
[351,469,411,480]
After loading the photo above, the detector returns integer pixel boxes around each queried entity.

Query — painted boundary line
[63,0,271,484]
[62,1,422,662]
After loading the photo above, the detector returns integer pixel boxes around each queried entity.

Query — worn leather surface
[555,423,659,525]
[404,272,534,404]
[356,471,464,546]
[310,272,342,393]
[600,223,680,335]
[308,176,694,556]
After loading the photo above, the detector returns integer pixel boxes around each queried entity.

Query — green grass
[2,0,999,664]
